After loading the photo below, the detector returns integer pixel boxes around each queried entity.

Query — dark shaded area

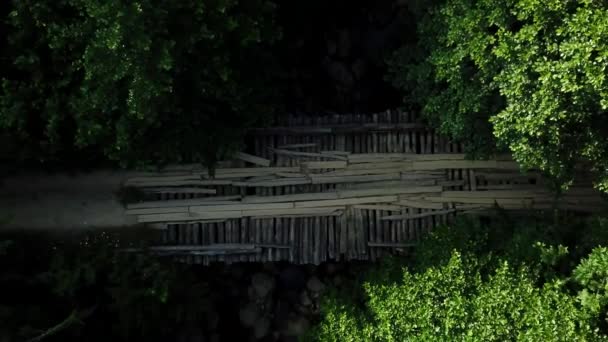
[274,0,413,113]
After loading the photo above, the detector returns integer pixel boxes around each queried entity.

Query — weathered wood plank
[294,196,398,208]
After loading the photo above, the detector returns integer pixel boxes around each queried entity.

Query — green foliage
[1,0,281,168]
[574,247,608,322]
[310,252,604,341]
[389,0,608,190]
[310,215,608,341]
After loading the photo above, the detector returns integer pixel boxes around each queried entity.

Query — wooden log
[339,209,348,258]
[289,218,295,262]
[314,216,321,265]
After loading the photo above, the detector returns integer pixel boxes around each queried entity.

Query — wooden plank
[234,152,271,167]
[233,178,311,187]
[396,199,444,210]
[277,143,318,149]
[189,202,294,213]
[346,161,413,170]
[294,196,398,208]
[353,204,404,211]
[424,197,538,206]
[126,206,189,215]
[355,208,366,259]
[337,186,442,198]
[242,192,339,203]
[441,190,546,198]
[141,187,217,194]
[301,161,347,169]
[270,148,346,160]
[328,216,335,260]
[310,173,401,184]
[381,209,457,221]
[412,160,499,170]
[246,207,345,218]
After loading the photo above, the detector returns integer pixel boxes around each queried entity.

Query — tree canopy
[1,0,281,168]
[389,0,608,191]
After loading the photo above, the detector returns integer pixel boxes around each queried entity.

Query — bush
[310,252,604,341]
[309,215,608,341]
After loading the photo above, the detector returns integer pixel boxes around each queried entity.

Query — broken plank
[234,152,271,167]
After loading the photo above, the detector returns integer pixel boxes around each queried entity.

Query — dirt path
[0,170,140,230]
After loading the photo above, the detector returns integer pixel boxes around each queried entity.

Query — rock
[299,291,312,307]
[251,272,275,298]
[254,317,271,340]
[283,315,310,337]
[306,276,326,293]
[240,303,258,327]
[279,266,307,291]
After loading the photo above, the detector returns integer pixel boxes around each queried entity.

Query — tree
[389,0,608,191]
[0,0,281,168]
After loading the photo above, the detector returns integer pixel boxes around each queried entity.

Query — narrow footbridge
[125,110,606,264]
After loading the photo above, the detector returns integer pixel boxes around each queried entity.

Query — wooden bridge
[124,110,606,265]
